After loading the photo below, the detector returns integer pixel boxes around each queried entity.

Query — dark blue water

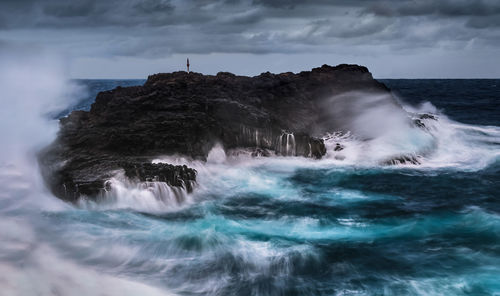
[4,79,498,295]
[381,79,500,126]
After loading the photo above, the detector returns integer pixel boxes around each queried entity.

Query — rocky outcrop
[413,113,438,130]
[40,64,393,202]
[38,152,197,202]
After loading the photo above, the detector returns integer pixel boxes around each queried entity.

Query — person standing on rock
[187,58,190,73]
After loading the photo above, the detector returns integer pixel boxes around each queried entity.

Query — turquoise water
[40,160,500,295]
[0,79,499,295]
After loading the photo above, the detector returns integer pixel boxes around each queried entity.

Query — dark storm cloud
[467,15,500,28]
[43,1,97,18]
[0,0,499,57]
[364,0,500,17]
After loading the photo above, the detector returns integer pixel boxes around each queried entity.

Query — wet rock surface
[40,64,394,202]
[382,154,422,165]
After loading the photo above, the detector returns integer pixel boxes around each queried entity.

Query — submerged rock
[334,143,345,152]
[40,64,398,202]
[251,148,272,157]
[414,113,438,130]
[382,154,421,166]
[121,163,196,192]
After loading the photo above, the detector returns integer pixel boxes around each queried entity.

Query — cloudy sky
[1,0,499,78]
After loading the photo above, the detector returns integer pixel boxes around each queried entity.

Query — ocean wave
[1,50,499,295]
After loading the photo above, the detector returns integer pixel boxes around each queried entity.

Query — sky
[1,0,499,79]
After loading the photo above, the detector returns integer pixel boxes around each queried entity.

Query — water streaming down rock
[237,126,323,158]
[39,159,197,203]
[277,132,296,156]
[79,172,194,211]
[237,126,275,150]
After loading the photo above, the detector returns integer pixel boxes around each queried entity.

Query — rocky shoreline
[39,64,399,202]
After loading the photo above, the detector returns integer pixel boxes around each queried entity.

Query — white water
[0,50,177,296]
[321,100,500,170]
[276,132,296,156]
[148,103,500,212]
[1,49,499,295]
[77,171,193,213]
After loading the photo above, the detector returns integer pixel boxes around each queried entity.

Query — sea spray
[207,143,227,164]
[77,171,194,212]
[0,55,499,296]
[0,49,177,295]
[47,80,500,295]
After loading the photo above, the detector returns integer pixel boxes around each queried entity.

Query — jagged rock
[40,64,396,202]
[414,113,438,129]
[420,113,437,120]
[309,137,327,159]
[121,163,196,192]
[251,148,271,157]
[414,119,426,129]
[37,151,197,202]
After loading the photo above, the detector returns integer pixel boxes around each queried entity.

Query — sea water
[0,59,499,295]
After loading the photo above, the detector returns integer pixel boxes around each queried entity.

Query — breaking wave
[323,105,500,170]
[77,171,194,213]
[0,49,499,295]
[70,91,500,295]
[0,50,177,295]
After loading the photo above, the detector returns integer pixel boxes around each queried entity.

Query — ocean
[0,77,499,295]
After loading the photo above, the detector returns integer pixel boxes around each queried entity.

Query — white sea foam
[0,49,177,296]
[0,221,172,296]
[92,88,500,215]
[77,171,194,213]
[320,95,500,170]
[1,46,498,296]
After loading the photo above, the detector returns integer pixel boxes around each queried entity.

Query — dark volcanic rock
[122,163,196,192]
[413,113,438,130]
[334,143,345,152]
[38,151,197,202]
[382,154,421,166]
[250,148,271,157]
[40,64,393,202]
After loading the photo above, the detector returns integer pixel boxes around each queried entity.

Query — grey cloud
[133,0,174,14]
[364,0,500,17]
[0,0,499,59]
[467,15,500,28]
[251,0,373,9]
[43,1,97,18]
[0,0,179,28]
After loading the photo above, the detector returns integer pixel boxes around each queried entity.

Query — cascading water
[238,126,274,149]
[276,132,296,156]
[78,171,193,212]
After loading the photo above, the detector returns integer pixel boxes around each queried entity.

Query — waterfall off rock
[277,132,296,156]
[79,172,193,211]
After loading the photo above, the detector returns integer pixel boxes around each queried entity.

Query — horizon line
[70,76,500,80]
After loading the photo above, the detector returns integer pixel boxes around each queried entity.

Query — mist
[0,49,176,296]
